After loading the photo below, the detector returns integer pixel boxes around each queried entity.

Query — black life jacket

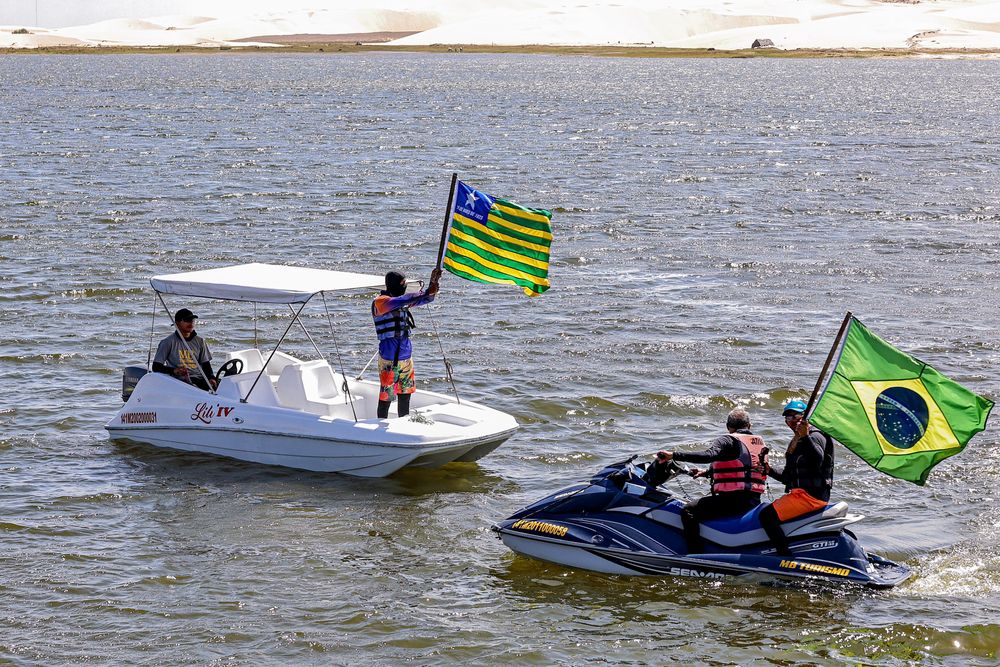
[372,295,417,341]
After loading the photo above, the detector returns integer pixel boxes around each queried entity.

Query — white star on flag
[465,190,478,208]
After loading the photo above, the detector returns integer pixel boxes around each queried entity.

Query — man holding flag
[759,400,836,556]
[371,268,441,419]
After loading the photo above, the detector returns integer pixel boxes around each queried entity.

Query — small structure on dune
[751,38,775,48]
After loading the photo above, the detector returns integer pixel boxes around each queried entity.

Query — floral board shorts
[771,487,828,522]
[378,357,416,401]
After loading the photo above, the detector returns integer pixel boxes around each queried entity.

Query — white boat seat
[217,371,281,407]
[277,360,345,416]
[225,348,266,374]
[263,351,302,378]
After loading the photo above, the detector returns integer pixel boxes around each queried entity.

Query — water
[1,52,999,665]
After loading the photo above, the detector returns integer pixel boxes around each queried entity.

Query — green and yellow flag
[810,316,993,485]
[442,180,552,297]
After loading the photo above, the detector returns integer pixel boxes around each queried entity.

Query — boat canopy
[151,263,385,304]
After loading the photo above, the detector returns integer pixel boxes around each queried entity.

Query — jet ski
[492,457,912,589]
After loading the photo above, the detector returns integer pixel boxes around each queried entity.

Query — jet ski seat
[644,501,851,548]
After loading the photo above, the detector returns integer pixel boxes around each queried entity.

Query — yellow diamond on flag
[850,378,961,455]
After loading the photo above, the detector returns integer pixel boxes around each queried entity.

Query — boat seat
[263,351,302,379]
[276,360,348,416]
[225,348,266,374]
[216,371,281,407]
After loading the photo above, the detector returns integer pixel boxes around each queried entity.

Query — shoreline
[2,41,999,58]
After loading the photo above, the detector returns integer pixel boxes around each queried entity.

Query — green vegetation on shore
[2,42,996,58]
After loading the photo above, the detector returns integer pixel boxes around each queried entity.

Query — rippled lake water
[1,52,999,665]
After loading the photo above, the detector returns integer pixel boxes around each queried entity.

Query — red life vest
[709,433,769,495]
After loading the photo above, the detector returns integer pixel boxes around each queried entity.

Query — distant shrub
[13,28,31,34]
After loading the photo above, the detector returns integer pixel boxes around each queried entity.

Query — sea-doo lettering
[669,567,726,580]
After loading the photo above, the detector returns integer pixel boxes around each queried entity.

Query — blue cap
[782,399,808,415]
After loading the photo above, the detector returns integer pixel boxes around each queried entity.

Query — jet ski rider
[758,400,836,556]
[647,408,768,554]
[372,268,441,419]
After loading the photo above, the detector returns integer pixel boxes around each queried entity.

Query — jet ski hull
[493,460,912,589]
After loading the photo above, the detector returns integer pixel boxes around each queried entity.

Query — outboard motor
[122,366,148,402]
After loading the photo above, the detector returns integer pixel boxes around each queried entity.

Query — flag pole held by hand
[435,173,458,273]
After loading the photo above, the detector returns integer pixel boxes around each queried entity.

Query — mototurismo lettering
[779,559,850,577]
[511,519,569,537]
[121,411,157,424]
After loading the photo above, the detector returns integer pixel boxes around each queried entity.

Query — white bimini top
[150,263,384,304]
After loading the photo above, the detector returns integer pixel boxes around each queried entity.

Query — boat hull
[107,371,517,477]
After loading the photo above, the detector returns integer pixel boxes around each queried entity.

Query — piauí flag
[810,316,993,485]
[442,180,552,297]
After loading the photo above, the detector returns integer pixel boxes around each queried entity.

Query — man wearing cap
[758,400,836,556]
[372,268,441,419]
[152,308,217,392]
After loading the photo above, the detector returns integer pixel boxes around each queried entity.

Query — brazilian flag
[810,317,993,485]
[443,180,552,297]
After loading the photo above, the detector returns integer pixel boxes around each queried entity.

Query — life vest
[710,433,769,495]
[372,297,416,341]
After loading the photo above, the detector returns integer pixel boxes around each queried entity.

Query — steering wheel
[215,358,243,381]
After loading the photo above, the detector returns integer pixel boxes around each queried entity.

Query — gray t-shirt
[154,331,212,371]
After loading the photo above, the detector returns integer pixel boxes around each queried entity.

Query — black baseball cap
[174,308,198,322]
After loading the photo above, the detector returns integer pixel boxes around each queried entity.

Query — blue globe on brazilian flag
[810,317,993,485]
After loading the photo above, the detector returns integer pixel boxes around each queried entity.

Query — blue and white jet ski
[492,457,911,589]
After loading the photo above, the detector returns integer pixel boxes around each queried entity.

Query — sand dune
[2,0,999,50]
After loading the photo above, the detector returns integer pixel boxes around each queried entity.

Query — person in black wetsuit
[758,400,835,556]
[647,409,769,554]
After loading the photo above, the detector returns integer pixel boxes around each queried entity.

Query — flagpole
[805,310,854,415]
[435,172,458,271]
[781,310,853,455]
[430,172,460,404]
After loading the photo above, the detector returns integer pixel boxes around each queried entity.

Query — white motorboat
[106,263,518,477]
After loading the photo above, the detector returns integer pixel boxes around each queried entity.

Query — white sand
[2,0,999,50]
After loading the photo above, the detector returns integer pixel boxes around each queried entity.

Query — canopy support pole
[356,351,378,381]
[288,304,324,361]
[245,299,310,403]
[146,291,158,370]
[321,292,358,422]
